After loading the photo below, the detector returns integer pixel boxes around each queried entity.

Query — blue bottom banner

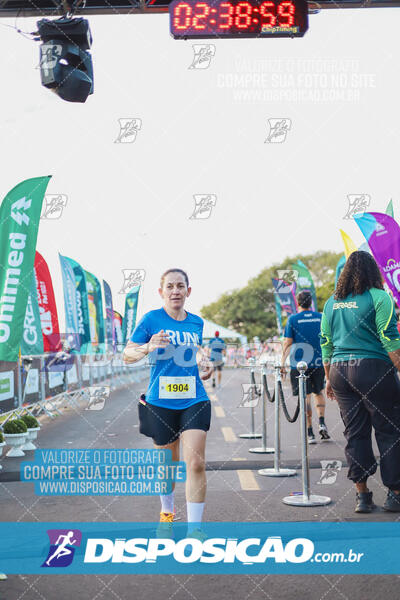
[0,522,400,574]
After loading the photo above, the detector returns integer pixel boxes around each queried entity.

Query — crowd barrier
[248,360,274,454]
[0,352,149,422]
[258,363,297,478]
[239,358,332,507]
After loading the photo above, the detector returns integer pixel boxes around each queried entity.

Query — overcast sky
[1,9,400,329]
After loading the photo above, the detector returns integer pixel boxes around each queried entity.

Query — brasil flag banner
[0,176,51,362]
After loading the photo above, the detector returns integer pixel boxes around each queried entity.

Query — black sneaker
[212,380,216,388]
[319,424,331,441]
[383,490,400,512]
[355,491,376,513]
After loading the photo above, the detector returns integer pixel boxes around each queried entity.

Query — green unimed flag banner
[20,271,44,356]
[0,176,51,362]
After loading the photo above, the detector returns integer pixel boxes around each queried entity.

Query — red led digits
[218,2,234,29]
[259,1,276,26]
[277,0,295,26]
[170,0,306,36]
[173,2,192,29]
[192,2,211,29]
[235,2,252,28]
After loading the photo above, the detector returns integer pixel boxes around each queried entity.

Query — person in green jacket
[320,250,400,513]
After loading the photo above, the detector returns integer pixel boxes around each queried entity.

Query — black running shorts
[290,365,325,396]
[138,397,211,446]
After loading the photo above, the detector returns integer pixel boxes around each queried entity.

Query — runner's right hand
[148,330,171,353]
[326,379,336,401]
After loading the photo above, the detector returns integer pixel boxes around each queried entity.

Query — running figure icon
[45,531,77,566]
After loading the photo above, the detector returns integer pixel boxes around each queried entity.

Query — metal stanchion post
[249,361,274,454]
[283,361,331,506]
[239,358,262,439]
[258,363,296,477]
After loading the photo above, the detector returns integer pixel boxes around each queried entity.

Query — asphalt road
[0,367,399,599]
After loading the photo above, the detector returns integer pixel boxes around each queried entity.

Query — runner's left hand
[200,365,213,380]
[198,355,213,380]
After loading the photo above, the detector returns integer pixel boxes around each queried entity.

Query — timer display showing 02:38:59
[169,0,308,39]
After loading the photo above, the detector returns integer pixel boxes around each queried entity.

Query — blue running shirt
[208,337,226,363]
[284,310,323,369]
[130,307,209,409]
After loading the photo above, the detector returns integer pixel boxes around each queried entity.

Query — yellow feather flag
[340,229,358,260]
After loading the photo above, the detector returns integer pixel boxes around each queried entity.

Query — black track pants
[330,359,400,490]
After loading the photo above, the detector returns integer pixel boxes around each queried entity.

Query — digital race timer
[169,0,308,39]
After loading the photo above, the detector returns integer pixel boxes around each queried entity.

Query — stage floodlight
[37,17,94,103]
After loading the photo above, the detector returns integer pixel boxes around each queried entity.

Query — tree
[200,250,342,341]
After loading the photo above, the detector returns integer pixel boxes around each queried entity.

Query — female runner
[123,268,213,536]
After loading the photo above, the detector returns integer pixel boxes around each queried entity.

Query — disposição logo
[41,529,82,568]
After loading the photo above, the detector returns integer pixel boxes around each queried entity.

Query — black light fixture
[37,16,94,103]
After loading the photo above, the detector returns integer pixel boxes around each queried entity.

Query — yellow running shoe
[156,512,174,539]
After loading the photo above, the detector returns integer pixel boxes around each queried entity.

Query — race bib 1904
[159,376,196,399]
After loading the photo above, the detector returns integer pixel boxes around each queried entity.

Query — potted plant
[20,415,41,451]
[3,419,28,457]
[0,431,5,470]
